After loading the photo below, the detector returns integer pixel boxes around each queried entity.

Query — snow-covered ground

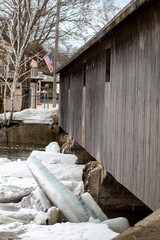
[0,141,129,239]
[0,107,58,124]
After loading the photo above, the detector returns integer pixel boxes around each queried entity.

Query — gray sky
[115,0,131,8]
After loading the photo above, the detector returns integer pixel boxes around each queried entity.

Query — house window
[83,63,86,87]
[2,85,10,97]
[106,48,111,82]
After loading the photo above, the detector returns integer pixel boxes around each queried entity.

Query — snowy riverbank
[0,142,130,239]
[0,107,58,125]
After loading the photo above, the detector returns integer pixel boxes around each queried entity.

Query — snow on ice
[0,141,130,239]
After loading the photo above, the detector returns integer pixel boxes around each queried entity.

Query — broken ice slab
[0,215,24,224]
[45,142,60,153]
[27,157,89,223]
[47,207,61,225]
[80,192,108,222]
[30,151,78,165]
[103,217,130,233]
[0,186,33,203]
[21,187,52,212]
[0,207,38,223]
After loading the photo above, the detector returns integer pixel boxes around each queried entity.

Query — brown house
[0,52,40,111]
[57,0,160,211]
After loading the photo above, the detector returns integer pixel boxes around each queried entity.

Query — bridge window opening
[106,48,111,82]
[68,72,70,89]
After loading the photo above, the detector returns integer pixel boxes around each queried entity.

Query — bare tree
[85,0,119,35]
[56,0,119,48]
[0,0,119,127]
[0,0,57,126]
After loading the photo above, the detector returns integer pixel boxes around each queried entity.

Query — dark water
[0,142,46,161]
[0,124,59,161]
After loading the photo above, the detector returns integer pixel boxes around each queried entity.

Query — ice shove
[45,142,60,153]
[0,207,38,223]
[21,187,52,212]
[0,186,33,203]
[30,151,77,165]
[80,192,108,222]
[102,217,130,233]
[33,206,61,225]
[27,157,89,223]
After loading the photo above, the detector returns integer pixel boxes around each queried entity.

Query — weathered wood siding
[59,1,160,211]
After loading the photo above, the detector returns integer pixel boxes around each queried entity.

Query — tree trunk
[8,70,18,126]
[2,83,7,127]
[53,0,60,108]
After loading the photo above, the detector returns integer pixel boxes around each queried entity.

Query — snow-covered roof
[35,72,60,83]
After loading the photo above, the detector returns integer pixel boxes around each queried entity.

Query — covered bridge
[57,0,160,211]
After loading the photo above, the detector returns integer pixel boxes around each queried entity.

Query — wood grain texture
[59,1,160,211]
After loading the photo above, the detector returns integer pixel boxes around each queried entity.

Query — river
[0,142,46,161]
[0,124,59,161]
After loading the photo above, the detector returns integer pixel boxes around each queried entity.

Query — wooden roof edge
[55,0,151,73]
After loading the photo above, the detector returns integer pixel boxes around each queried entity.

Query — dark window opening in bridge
[68,72,70,89]
[83,63,86,87]
[106,48,111,82]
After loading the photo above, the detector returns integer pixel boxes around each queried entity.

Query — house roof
[31,72,60,83]
[56,0,155,73]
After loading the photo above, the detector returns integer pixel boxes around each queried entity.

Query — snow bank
[19,222,119,240]
[0,107,58,125]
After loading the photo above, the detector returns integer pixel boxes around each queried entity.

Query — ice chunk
[103,217,130,233]
[0,158,11,165]
[0,215,23,224]
[33,207,61,225]
[0,207,38,223]
[0,186,33,203]
[45,142,60,153]
[27,157,89,223]
[47,207,61,225]
[21,187,52,211]
[80,192,108,222]
[0,160,32,178]
[61,180,84,196]
[30,151,77,165]
[34,211,48,225]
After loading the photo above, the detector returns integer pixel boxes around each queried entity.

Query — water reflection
[0,143,46,161]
